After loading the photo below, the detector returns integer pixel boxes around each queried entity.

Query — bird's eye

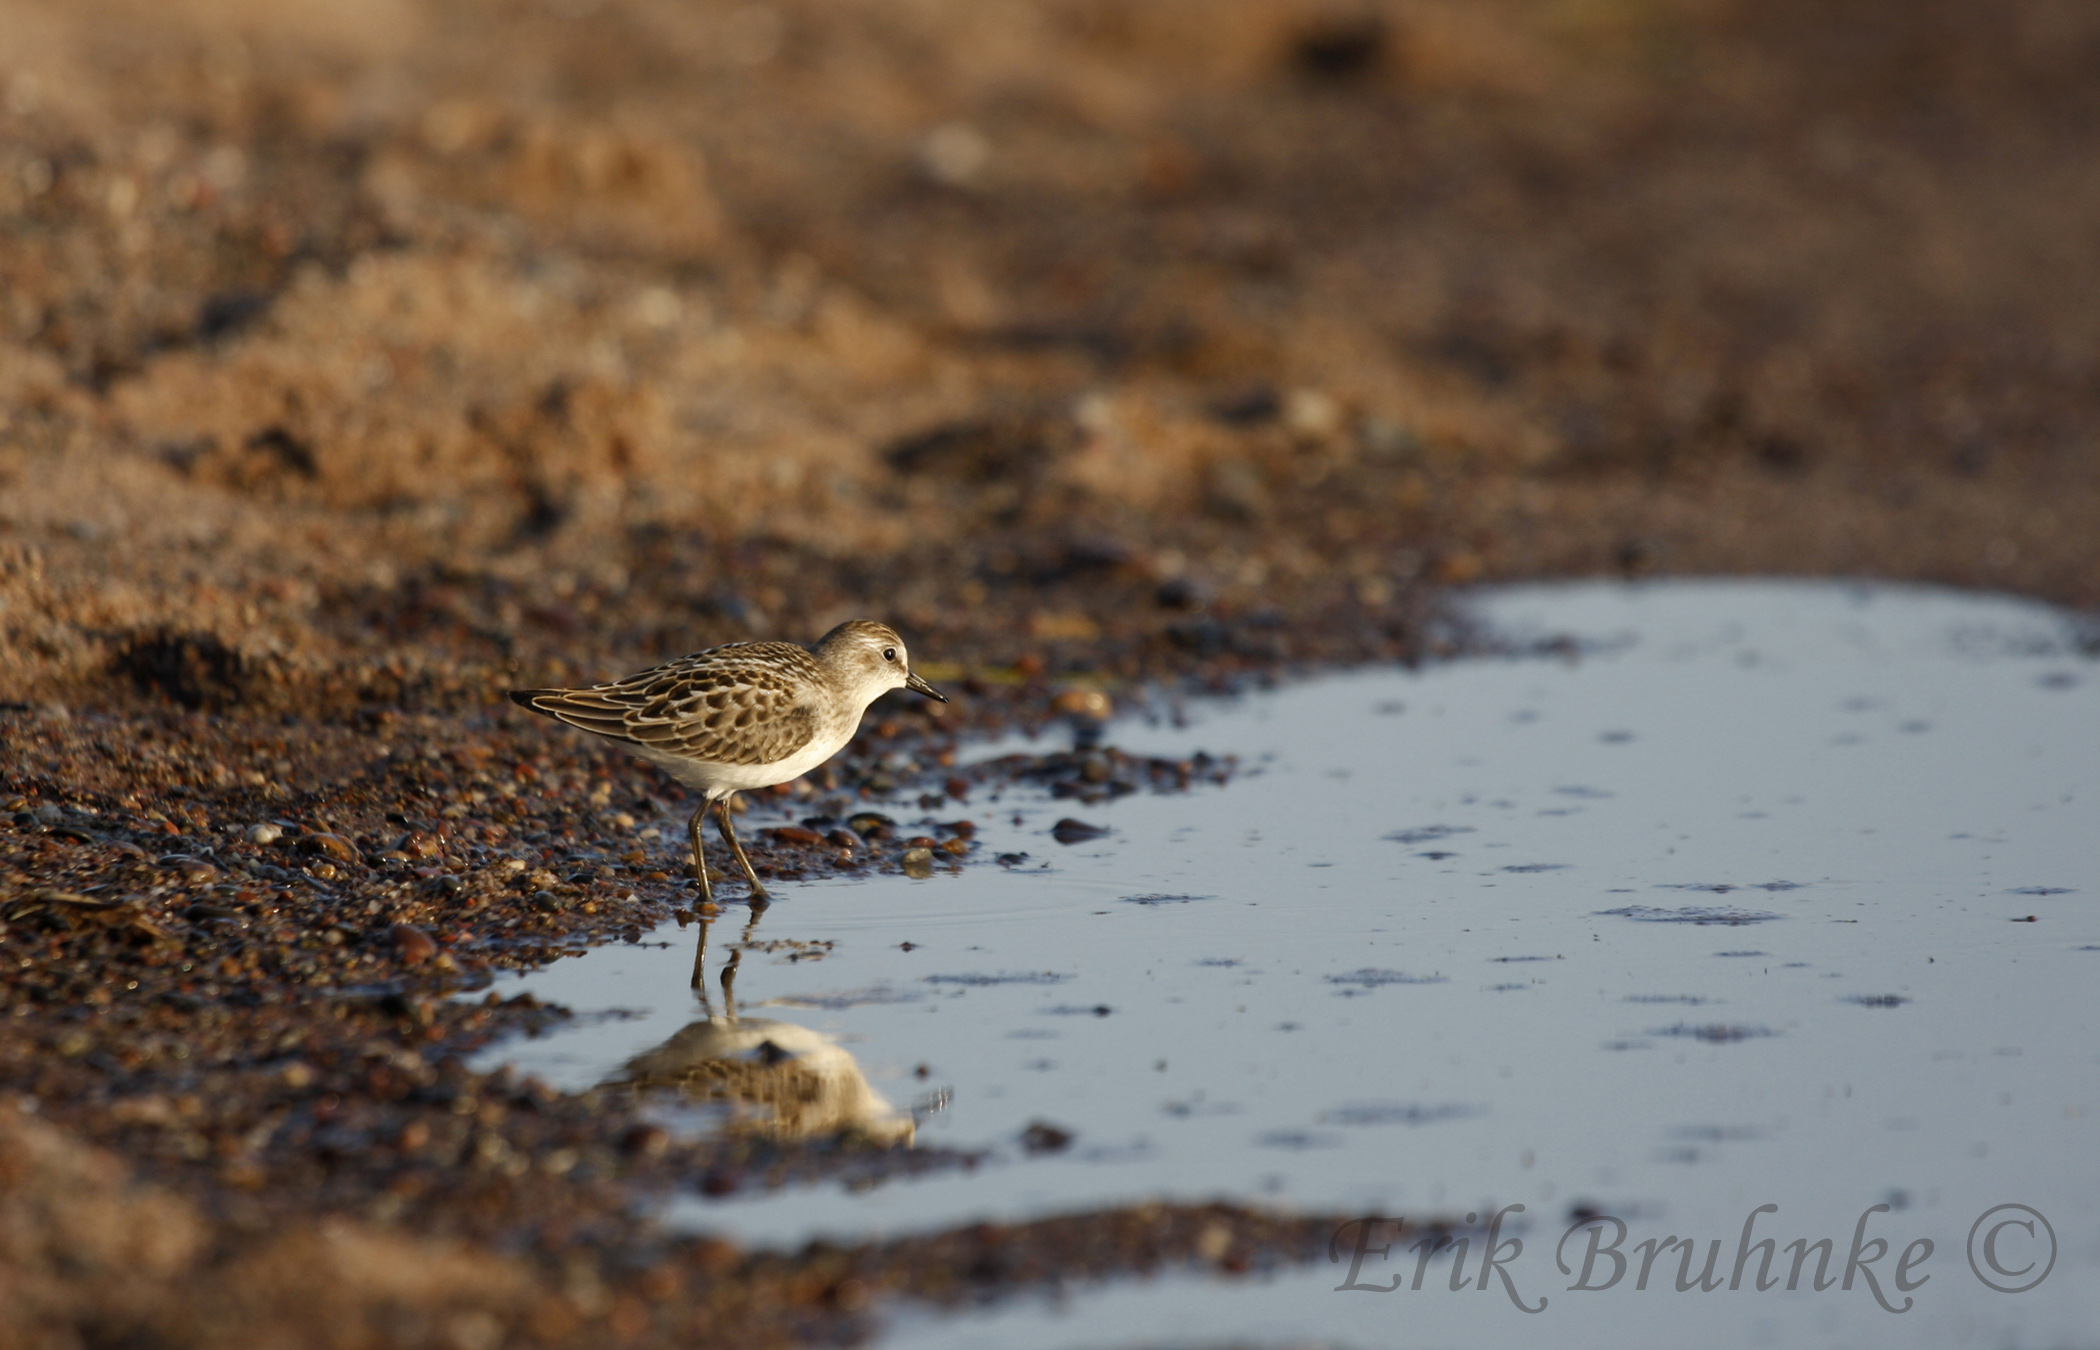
[882,647,897,662]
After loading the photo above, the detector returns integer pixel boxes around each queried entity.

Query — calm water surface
[479,581,2099,1349]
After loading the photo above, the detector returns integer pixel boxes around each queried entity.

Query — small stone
[1020,1120,1073,1154]
[846,812,896,839]
[159,855,217,885]
[1051,818,1110,844]
[621,1123,670,1159]
[903,836,939,850]
[1155,576,1208,610]
[532,890,563,913]
[940,837,969,856]
[766,825,825,847]
[825,830,858,851]
[943,776,970,799]
[390,924,437,965]
[1051,688,1112,721]
[307,860,341,881]
[901,847,934,877]
[401,831,443,859]
[245,823,282,846]
[299,832,359,864]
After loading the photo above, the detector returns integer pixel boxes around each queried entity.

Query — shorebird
[509,620,946,906]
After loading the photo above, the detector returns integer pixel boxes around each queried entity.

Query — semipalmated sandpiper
[510,620,946,905]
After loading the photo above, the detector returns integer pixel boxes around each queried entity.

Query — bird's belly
[628,730,852,797]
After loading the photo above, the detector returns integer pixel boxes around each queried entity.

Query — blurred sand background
[3,0,2096,712]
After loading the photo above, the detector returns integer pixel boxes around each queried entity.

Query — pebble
[1155,576,1208,610]
[846,812,896,839]
[1021,1120,1073,1154]
[158,855,218,885]
[621,1123,670,1159]
[766,825,826,847]
[1051,688,1113,720]
[1051,817,1110,844]
[299,832,360,864]
[390,924,437,966]
[245,823,282,845]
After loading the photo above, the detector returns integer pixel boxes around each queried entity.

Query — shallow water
[479,581,2099,1348]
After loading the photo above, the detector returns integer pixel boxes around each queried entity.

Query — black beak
[904,670,948,703]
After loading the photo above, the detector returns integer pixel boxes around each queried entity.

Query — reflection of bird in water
[601,908,914,1144]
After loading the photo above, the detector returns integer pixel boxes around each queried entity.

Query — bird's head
[816,620,947,704]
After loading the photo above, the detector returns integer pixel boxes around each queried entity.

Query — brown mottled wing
[510,642,820,766]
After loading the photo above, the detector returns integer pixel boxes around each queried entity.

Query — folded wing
[510,642,821,767]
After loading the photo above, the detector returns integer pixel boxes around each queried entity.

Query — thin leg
[690,910,712,996]
[694,901,760,1006]
[715,794,771,905]
[687,803,714,906]
[720,947,743,1020]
